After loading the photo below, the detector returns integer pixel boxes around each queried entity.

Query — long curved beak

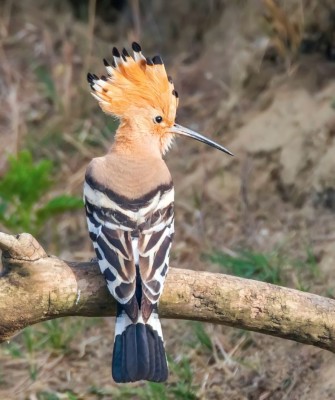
[171,123,234,156]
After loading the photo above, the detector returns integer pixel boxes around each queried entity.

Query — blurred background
[0,0,335,399]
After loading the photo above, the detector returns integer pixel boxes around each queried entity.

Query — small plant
[2,318,102,385]
[0,364,4,385]
[0,150,83,235]
[37,392,78,400]
[209,245,321,292]
[167,356,198,400]
[17,318,101,354]
[40,318,100,351]
[292,246,319,279]
[190,322,213,352]
[37,393,60,400]
[34,65,57,106]
[209,249,283,284]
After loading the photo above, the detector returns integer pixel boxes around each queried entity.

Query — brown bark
[1,231,335,353]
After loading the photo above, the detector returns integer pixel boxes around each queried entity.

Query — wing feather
[85,197,138,321]
[139,217,174,322]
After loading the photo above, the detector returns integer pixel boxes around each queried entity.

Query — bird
[84,42,233,383]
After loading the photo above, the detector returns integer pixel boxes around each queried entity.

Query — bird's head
[88,43,233,157]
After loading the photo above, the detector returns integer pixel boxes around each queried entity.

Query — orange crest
[87,43,178,125]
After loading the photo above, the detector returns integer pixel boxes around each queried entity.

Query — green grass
[291,246,319,278]
[209,249,283,284]
[167,357,198,400]
[34,65,58,107]
[20,318,101,353]
[36,391,78,400]
[208,245,320,292]
[2,318,102,382]
[0,364,4,385]
[189,322,213,352]
[0,318,103,397]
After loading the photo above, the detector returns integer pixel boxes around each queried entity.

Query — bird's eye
[154,116,163,124]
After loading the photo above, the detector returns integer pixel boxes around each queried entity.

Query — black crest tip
[87,72,94,83]
[101,75,107,81]
[132,42,142,52]
[122,48,130,57]
[168,75,173,83]
[146,57,154,66]
[112,47,120,58]
[172,89,179,98]
[152,55,163,65]
[103,58,110,67]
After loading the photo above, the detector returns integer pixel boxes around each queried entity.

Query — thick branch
[0,232,335,353]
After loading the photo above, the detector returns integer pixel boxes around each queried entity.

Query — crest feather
[87,43,178,122]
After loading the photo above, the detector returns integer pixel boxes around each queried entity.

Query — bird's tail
[112,307,168,383]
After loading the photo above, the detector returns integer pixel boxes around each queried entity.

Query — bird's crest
[87,43,178,123]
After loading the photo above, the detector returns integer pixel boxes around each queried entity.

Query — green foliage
[37,319,82,351]
[66,393,79,400]
[288,245,320,291]
[291,245,319,278]
[190,322,213,352]
[2,318,102,385]
[37,392,78,400]
[325,287,335,298]
[4,341,22,358]
[103,116,120,138]
[0,150,53,208]
[17,318,100,354]
[37,393,60,400]
[36,195,83,222]
[167,357,198,399]
[0,150,83,235]
[209,245,321,292]
[209,249,283,284]
[34,65,57,105]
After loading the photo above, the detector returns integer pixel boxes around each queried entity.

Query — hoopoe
[85,42,233,383]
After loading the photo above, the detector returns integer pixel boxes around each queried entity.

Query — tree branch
[1,232,335,353]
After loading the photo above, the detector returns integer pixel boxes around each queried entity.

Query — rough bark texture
[1,232,335,353]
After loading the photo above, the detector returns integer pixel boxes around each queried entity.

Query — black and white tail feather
[84,174,174,382]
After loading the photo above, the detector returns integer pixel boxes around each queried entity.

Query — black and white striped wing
[138,204,174,321]
[85,199,138,321]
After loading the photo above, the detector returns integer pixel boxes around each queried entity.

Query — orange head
[88,43,233,157]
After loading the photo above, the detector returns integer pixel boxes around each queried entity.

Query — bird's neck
[111,120,162,159]
[99,120,172,199]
